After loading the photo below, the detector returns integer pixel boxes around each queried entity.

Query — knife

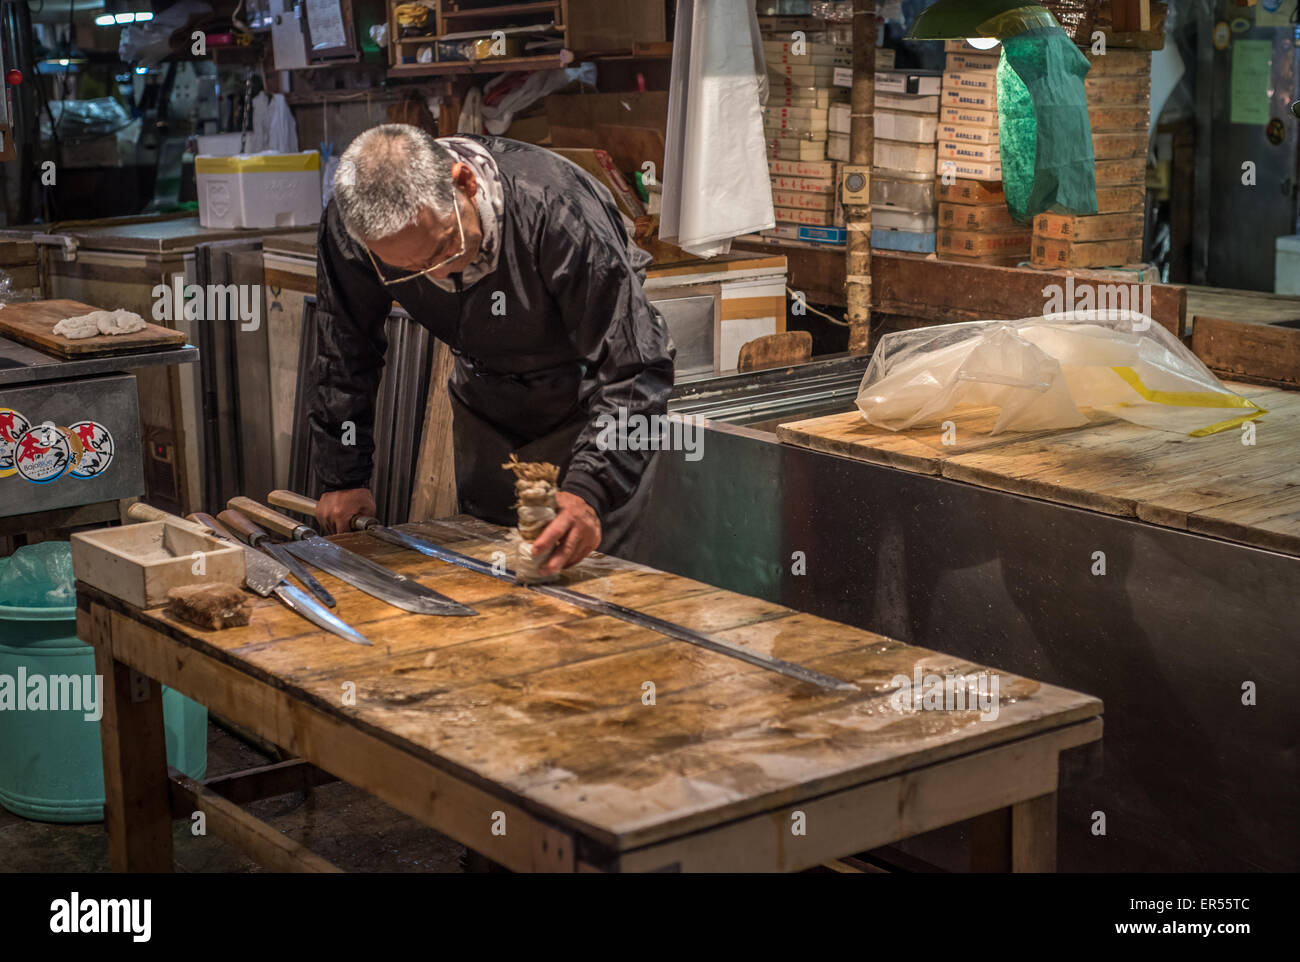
[226,496,476,617]
[217,508,337,608]
[263,492,858,692]
[124,503,370,646]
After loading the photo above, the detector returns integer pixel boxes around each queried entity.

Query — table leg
[91,606,174,872]
[1011,792,1058,872]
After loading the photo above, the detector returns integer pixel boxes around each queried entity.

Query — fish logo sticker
[68,420,115,479]
[13,422,73,484]
[0,407,31,478]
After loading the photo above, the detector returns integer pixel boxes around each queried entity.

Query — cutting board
[0,299,187,358]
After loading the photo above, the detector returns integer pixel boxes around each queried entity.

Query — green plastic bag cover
[0,542,76,608]
[997,28,1098,223]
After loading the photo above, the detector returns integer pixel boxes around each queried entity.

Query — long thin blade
[264,541,337,608]
[273,583,372,646]
[284,538,477,616]
[375,528,858,692]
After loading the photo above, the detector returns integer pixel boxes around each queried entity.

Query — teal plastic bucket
[0,599,208,823]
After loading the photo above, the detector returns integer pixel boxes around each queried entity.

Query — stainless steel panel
[650,293,716,381]
[623,419,1298,872]
[0,373,144,517]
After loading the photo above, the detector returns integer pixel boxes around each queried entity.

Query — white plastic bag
[856,309,1265,437]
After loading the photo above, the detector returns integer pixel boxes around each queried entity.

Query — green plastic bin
[0,593,208,823]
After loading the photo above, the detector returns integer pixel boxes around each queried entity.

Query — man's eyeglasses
[365,189,466,286]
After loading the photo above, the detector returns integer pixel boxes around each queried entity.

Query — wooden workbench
[778,382,1300,558]
[77,517,1101,873]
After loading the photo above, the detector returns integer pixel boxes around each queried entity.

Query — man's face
[366,161,482,280]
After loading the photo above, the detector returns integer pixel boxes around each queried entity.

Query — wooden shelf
[387,0,569,72]
[387,52,572,77]
[441,1,560,19]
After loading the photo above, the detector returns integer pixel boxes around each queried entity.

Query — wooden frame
[303,0,362,63]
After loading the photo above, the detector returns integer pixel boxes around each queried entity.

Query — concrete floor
[0,721,466,872]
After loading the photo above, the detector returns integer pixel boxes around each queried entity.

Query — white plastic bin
[196,150,321,229]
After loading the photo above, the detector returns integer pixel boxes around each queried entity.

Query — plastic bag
[0,542,76,608]
[856,309,1266,437]
[997,26,1098,222]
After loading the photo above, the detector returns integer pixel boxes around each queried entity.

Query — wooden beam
[845,2,875,347]
[846,0,875,354]
[168,769,343,873]
[86,605,175,872]
[1190,317,1300,390]
[200,758,339,806]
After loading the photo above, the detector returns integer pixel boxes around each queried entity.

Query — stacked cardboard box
[871,70,942,253]
[935,40,1032,265]
[760,37,851,247]
[1032,48,1151,269]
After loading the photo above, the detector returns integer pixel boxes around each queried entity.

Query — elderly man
[309,125,674,574]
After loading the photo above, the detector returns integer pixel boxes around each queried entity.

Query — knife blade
[227,497,476,617]
[262,492,858,692]
[217,509,338,608]
[124,503,370,646]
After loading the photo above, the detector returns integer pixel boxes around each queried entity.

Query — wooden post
[846,1,876,355]
[91,605,175,872]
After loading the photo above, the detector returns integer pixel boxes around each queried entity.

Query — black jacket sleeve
[307,202,394,491]
[537,203,675,519]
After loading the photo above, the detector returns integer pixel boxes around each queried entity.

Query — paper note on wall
[1229,39,1273,126]
[305,0,347,50]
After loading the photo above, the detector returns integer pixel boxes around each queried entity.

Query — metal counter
[620,358,1298,872]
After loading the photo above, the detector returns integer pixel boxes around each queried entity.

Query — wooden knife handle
[268,490,319,517]
[227,497,313,539]
[126,501,210,536]
[190,512,235,542]
[217,509,271,546]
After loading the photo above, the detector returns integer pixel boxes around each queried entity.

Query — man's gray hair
[334,124,456,243]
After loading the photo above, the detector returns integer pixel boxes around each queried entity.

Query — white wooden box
[72,520,246,609]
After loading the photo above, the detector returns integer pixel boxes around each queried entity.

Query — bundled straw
[502,455,559,582]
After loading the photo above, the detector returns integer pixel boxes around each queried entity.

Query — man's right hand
[316,488,377,535]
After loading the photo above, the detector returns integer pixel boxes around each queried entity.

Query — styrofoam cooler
[196,151,322,229]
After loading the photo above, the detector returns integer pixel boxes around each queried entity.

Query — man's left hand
[532,491,602,575]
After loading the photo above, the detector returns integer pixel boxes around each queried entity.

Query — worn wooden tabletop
[779,382,1300,558]
[82,516,1102,866]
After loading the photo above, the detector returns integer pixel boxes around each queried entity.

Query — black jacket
[308,136,675,525]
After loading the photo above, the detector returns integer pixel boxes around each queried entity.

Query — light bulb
[95,14,115,25]
[966,37,1001,50]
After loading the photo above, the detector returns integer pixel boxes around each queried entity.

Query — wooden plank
[199,758,338,805]
[1191,316,1300,390]
[609,720,1097,872]
[870,253,1185,336]
[0,298,187,358]
[97,604,588,873]
[86,605,175,872]
[168,769,343,872]
[407,340,459,522]
[778,384,1300,555]
[738,331,812,372]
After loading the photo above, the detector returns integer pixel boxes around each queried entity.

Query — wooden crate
[1032,236,1143,268]
[940,202,1024,233]
[939,228,1033,258]
[1034,212,1145,242]
[936,178,1005,206]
